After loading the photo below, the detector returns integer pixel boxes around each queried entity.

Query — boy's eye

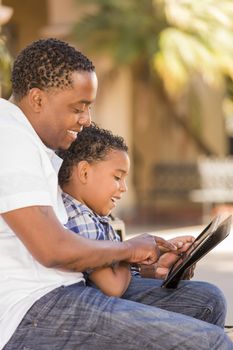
[114,176,121,181]
[73,105,91,114]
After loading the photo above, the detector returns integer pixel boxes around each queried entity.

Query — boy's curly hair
[58,123,128,187]
[12,38,95,101]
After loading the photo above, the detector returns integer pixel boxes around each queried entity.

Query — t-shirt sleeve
[0,126,52,213]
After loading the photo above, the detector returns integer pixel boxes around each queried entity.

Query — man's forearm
[2,205,172,272]
[2,205,132,271]
[54,233,132,272]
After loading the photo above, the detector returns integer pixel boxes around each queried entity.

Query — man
[0,38,232,350]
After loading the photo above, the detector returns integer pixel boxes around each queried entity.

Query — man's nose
[79,108,91,127]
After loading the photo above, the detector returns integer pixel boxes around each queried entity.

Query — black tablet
[161,215,232,289]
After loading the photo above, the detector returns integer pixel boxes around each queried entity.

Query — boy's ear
[76,161,90,184]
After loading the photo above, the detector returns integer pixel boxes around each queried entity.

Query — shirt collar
[62,192,110,224]
[0,98,58,164]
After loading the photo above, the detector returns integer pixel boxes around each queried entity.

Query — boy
[58,123,137,296]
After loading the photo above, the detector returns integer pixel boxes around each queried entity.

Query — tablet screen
[166,217,219,278]
[162,215,231,288]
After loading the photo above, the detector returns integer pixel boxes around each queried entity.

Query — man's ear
[75,161,90,184]
[27,88,44,112]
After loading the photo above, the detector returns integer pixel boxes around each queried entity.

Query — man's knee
[189,280,227,326]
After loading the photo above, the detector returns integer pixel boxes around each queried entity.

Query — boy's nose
[120,181,128,193]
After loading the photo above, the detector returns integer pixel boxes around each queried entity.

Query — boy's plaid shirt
[62,192,120,242]
[62,192,140,277]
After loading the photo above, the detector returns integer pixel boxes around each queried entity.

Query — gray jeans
[4,277,233,350]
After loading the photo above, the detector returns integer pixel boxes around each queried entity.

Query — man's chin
[56,141,73,153]
[60,142,73,150]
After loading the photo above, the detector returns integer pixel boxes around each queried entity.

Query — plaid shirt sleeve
[65,208,104,240]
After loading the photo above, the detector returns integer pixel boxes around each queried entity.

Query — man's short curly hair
[12,38,95,101]
[58,123,128,187]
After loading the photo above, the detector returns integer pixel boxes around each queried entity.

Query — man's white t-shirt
[0,98,84,349]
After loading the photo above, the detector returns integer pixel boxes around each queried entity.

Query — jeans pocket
[21,286,65,328]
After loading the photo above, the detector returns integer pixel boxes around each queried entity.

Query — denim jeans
[4,277,233,350]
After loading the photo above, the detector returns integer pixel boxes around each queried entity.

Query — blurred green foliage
[73,0,233,98]
[0,35,12,96]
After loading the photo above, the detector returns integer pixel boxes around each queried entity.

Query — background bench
[150,157,233,223]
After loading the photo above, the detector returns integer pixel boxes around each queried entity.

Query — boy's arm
[65,206,132,296]
[88,262,132,297]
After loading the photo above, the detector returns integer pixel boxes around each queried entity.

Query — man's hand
[140,235,195,279]
[125,234,177,265]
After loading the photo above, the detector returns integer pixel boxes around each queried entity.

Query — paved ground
[126,222,233,325]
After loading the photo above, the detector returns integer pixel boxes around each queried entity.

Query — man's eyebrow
[70,100,95,105]
[70,100,93,108]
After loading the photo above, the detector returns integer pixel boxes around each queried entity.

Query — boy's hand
[125,234,177,265]
[169,235,195,252]
[154,235,195,279]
